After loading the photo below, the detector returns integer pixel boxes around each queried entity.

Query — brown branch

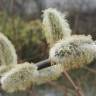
[83,66,96,74]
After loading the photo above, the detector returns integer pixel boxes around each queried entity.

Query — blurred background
[0,0,96,96]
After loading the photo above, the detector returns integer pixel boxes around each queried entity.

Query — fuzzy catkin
[1,62,38,92]
[1,63,64,92]
[43,8,71,47]
[50,35,96,70]
[0,33,17,65]
[0,65,14,77]
[36,64,63,85]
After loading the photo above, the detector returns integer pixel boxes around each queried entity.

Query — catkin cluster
[46,9,96,71]
[43,8,96,72]
[0,8,96,93]
[0,32,63,93]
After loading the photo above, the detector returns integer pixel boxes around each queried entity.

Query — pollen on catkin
[49,35,95,70]
[1,62,38,92]
[0,33,17,65]
[35,64,63,85]
[42,8,71,47]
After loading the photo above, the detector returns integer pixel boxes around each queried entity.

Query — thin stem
[83,66,96,74]
[63,70,84,96]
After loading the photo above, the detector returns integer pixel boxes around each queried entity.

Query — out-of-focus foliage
[0,12,48,62]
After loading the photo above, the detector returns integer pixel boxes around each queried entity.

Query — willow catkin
[1,62,38,92]
[0,33,17,65]
[49,35,96,70]
[1,63,64,92]
[42,8,71,47]
[36,64,63,85]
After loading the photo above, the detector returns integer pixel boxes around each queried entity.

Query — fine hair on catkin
[49,35,96,70]
[42,8,71,47]
[0,32,17,79]
[0,32,17,66]
[1,62,38,92]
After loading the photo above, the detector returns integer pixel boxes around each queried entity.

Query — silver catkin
[50,35,96,70]
[0,33,17,65]
[1,62,38,92]
[42,8,71,47]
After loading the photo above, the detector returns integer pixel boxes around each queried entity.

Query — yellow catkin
[42,8,71,47]
[1,62,38,92]
[0,33,17,65]
[35,64,63,85]
[50,35,96,70]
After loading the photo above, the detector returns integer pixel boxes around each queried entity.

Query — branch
[36,58,51,70]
